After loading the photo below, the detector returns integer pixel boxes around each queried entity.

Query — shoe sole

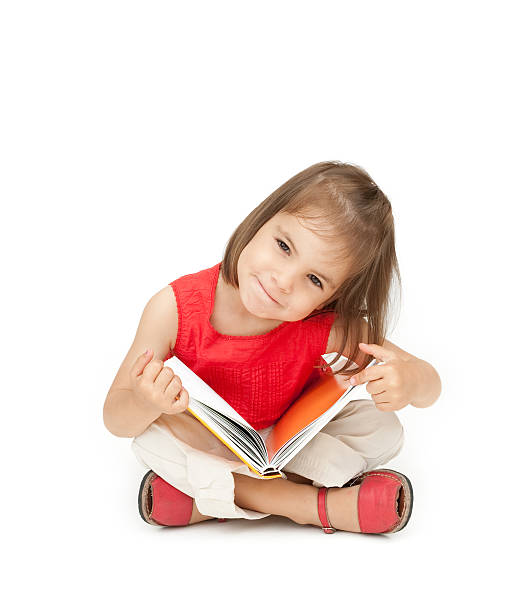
[138,470,163,526]
[380,469,414,533]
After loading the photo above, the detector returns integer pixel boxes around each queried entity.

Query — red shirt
[165,261,335,430]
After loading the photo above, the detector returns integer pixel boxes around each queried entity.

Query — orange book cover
[265,372,350,461]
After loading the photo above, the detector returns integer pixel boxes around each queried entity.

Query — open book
[166,355,378,479]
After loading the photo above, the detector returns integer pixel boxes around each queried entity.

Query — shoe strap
[317,487,336,534]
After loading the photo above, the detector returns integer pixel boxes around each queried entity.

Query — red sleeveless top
[164,262,336,431]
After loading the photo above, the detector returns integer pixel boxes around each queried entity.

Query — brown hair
[221,161,401,377]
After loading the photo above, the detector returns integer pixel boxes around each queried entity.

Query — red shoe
[317,469,413,534]
[138,470,227,526]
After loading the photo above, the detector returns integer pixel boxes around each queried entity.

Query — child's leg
[163,473,361,530]
[189,503,214,524]
[232,473,362,532]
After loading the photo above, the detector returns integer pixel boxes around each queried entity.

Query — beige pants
[131,398,404,520]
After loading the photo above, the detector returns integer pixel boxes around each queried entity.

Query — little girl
[103,161,441,535]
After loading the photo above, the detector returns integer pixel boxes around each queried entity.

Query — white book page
[187,397,265,471]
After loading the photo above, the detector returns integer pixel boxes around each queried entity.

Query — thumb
[132,348,153,376]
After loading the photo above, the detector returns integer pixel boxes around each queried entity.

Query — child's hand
[348,343,417,412]
[130,348,190,417]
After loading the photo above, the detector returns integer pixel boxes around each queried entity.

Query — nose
[272,270,293,294]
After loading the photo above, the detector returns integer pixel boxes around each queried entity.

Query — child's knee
[367,408,405,465]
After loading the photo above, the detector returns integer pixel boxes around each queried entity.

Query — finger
[154,367,176,392]
[132,348,154,377]
[163,375,183,400]
[141,358,165,383]
[350,363,385,386]
[358,342,395,362]
[374,400,393,411]
[365,379,386,395]
[172,387,189,412]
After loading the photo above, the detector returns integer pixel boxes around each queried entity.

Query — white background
[1,1,508,610]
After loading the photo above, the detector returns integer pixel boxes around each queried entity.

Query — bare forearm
[409,358,442,408]
[103,388,161,438]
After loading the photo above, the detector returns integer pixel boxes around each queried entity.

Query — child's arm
[104,385,161,439]
[103,285,184,437]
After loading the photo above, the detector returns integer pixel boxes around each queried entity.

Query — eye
[309,274,322,288]
[275,238,323,289]
[276,238,290,254]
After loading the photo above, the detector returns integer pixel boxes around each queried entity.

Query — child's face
[236,211,350,322]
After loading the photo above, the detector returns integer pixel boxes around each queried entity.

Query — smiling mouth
[257,278,279,304]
